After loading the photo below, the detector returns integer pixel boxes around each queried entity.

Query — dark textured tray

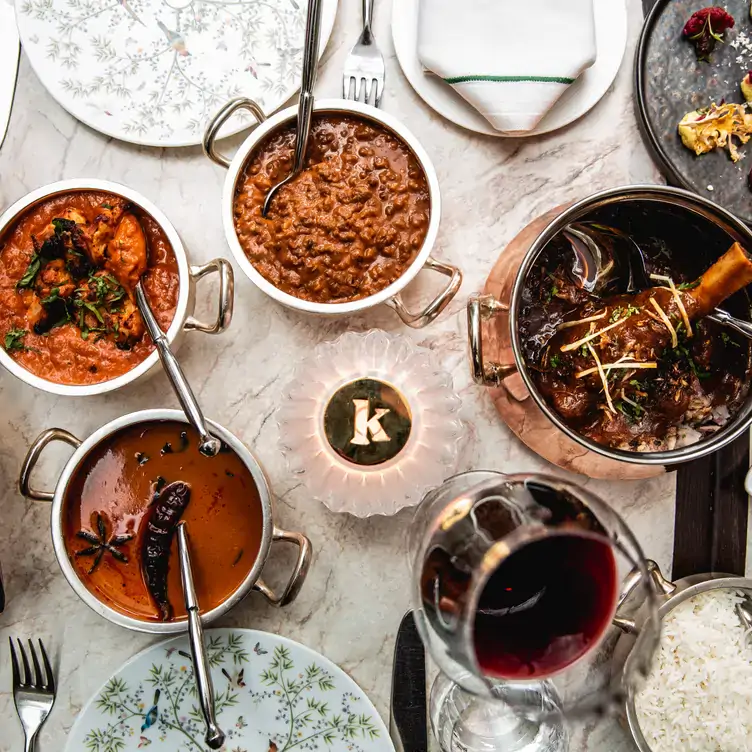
[636,0,752,225]
[640,0,750,579]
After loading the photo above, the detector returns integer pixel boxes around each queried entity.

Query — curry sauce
[62,421,264,622]
[0,191,179,385]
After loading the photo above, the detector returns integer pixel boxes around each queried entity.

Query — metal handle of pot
[203,97,267,168]
[612,559,676,634]
[467,293,518,386]
[19,428,82,502]
[254,527,312,607]
[184,258,235,334]
[385,257,462,329]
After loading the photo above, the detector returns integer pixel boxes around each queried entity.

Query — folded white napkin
[417,0,597,134]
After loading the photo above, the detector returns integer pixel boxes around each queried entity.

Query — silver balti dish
[613,561,752,752]
[467,185,752,466]
[0,179,234,396]
[18,409,312,635]
[203,97,461,329]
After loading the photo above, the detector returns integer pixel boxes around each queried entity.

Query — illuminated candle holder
[277,330,464,517]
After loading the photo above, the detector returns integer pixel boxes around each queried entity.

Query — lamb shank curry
[521,226,752,452]
[0,191,179,385]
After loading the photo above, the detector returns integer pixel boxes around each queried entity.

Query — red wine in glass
[473,532,618,680]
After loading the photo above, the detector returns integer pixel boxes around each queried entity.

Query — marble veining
[0,0,731,750]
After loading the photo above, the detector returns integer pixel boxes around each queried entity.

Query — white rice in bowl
[634,588,752,752]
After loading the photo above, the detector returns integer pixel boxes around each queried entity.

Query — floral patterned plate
[16,0,338,146]
[66,629,393,752]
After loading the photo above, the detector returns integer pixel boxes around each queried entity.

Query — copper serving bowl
[467,185,752,467]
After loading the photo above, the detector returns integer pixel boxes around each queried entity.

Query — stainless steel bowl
[18,408,312,634]
[468,184,752,466]
[203,97,461,328]
[0,179,234,396]
[616,562,752,752]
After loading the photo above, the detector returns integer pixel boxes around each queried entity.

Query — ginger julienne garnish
[678,103,752,162]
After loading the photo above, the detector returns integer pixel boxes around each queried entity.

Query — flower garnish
[683,6,735,61]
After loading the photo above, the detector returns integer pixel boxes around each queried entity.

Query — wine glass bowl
[409,471,661,722]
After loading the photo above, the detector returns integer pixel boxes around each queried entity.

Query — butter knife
[390,611,428,752]
[0,0,20,149]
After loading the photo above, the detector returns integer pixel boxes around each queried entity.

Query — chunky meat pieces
[520,229,752,452]
[233,115,430,304]
[0,191,179,386]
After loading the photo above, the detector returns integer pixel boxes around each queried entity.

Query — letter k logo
[350,399,390,445]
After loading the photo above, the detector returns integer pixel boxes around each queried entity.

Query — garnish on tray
[141,480,192,621]
[75,513,133,574]
[742,72,752,103]
[683,6,735,61]
[678,102,752,161]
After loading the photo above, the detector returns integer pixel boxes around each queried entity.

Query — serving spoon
[261,0,323,217]
[135,282,222,456]
[563,223,752,339]
[176,522,226,749]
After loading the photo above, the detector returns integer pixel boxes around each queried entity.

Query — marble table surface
[0,0,747,750]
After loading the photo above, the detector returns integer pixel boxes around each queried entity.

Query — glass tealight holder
[277,330,465,517]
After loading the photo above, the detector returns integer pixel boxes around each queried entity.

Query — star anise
[75,513,134,574]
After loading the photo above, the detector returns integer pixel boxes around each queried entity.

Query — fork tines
[343,75,383,107]
[9,637,56,693]
[342,27,386,108]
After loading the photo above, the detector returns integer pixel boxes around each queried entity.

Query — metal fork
[343,0,385,107]
[9,638,56,752]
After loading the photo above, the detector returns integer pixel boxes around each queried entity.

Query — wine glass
[408,471,661,752]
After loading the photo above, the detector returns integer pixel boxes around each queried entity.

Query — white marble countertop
[0,0,739,750]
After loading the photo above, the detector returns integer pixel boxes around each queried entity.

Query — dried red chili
[683,6,735,61]
[141,480,192,620]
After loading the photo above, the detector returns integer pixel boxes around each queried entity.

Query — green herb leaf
[677,280,700,290]
[4,328,27,352]
[16,254,41,289]
[41,287,60,305]
[721,332,741,347]
[84,303,104,324]
[550,354,560,368]
[51,218,76,235]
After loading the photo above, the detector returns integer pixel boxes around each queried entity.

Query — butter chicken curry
[0,191,179,385]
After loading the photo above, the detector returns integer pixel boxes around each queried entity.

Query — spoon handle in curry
[135,282,221,456]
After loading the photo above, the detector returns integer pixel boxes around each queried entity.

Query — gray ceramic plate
[636,0,752,223]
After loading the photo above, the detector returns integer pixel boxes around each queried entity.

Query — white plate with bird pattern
[66,628,393,752]
[15,0,339,146]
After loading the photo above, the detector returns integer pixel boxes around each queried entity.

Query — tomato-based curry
[62,421,264,622]
[0,191,179,385]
